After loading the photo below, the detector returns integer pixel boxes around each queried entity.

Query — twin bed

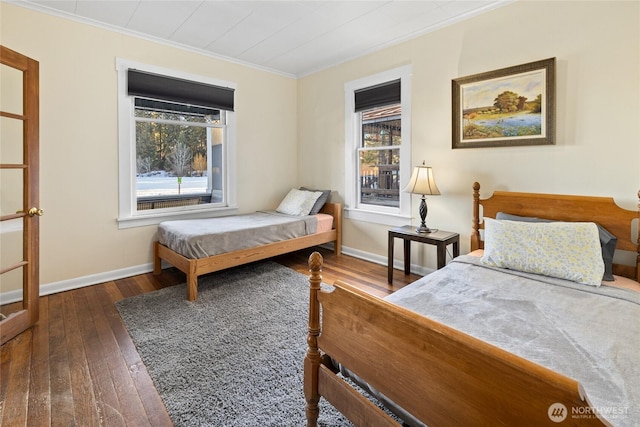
[305,183,640,427]
[153,191,342,301]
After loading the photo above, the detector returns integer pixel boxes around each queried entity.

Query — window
[116,60,237,228]
[359,103,401,208]
[344,66,412,225]
[133,99,225,209]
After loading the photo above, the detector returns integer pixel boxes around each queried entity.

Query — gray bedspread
[157,211,318,259]
[385,255,640,426]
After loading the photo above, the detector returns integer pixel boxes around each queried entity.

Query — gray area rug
[116,261,352,426]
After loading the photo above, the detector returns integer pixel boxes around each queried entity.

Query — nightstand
[388,226,460,283]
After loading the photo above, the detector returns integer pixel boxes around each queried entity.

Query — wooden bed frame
[304,183,640,427]
[153,202,342,301]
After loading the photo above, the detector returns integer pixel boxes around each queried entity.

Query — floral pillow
[481,218,605,286]
[276,188,323,216]
[495,212,616,281]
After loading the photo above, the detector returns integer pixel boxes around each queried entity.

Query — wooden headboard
[471,182,640,281]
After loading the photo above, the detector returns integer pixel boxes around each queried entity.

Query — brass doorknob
[28,207,44,217]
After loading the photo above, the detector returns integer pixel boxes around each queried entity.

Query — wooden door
[0,46,40,345]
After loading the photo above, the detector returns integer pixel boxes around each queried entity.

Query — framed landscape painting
[452,58,555,149]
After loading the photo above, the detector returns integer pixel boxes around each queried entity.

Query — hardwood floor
[0,247,420,426]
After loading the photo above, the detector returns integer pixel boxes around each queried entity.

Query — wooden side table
[388,226,460,283]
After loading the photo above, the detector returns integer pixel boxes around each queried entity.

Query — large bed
[153,189,342,301]
[305,183,639,427]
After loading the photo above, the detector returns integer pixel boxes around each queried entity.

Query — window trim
[116,58,237,229]
[344,65,412,226]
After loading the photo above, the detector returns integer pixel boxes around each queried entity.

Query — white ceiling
[15,0,510,77]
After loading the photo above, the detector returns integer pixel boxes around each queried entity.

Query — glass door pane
[1,116,23,164]
[0,63,23,114]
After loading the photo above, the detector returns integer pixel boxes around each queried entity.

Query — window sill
[117,205,238,229]
[344,207,411,227]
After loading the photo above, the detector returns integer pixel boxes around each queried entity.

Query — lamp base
[415,224,438,234]
[416,196,437,233]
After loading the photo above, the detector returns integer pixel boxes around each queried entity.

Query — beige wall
[1,1,639,293]
[1,3,298,289]
[298,0,640,268]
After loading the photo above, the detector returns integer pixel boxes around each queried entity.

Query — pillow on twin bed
[276,188,323,216]
[481,218,605,287]
[496,212,617,281]
[300,187,331,215]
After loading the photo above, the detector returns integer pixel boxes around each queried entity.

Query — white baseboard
[0,263,154,305]
[0,245,432,304]
[326,244,434,277]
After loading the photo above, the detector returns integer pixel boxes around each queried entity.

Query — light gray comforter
[385,255,640,426]
[157,211,317,259]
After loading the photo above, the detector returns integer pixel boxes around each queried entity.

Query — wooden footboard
[153,202,342,301]
[304,251,611,427]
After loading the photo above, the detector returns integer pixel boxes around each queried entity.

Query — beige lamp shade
[403,162,441,196]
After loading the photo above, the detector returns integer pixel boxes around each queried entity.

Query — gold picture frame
[452,58,555,149]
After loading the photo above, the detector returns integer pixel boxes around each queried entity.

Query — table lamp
[403,161,440,233]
